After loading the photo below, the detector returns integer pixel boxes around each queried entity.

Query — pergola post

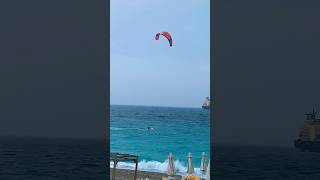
[112,160,118,180]
[134,159,138,180]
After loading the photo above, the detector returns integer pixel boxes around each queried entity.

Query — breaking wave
[110,160,203,176]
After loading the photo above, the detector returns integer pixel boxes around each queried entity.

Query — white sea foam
[110,127,126,131]
[110,127,147,131]
[110,160,203,176]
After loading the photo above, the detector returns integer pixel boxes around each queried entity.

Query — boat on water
[202,97,210,109]
[294,109,320,152]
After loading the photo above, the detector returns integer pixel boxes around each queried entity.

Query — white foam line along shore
[110,160,203,176]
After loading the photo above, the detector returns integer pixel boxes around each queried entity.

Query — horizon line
[110,103,203,109]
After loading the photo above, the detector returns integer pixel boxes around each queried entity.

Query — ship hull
[202,106,210,109]
[294,139,320,152]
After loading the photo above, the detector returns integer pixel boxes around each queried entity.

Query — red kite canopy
[155,32,173,47]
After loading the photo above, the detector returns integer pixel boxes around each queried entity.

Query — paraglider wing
[161,32,173,47]
[155,32,173,47]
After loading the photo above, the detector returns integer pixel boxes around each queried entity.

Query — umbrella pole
[201,170,206,179]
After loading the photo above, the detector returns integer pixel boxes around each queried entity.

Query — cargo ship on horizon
[202,97,210,109]
[294,109,320,152]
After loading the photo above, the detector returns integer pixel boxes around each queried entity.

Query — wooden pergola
[110,152,139,180]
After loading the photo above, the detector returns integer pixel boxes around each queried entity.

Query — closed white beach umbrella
[205,160,210,180]
[187,152,194,174]
[200,152,207,172]
[167,153,175,177]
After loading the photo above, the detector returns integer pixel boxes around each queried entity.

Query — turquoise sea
[110,105,210,175]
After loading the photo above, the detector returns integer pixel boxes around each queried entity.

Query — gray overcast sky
[214,0,320,146]
[110,0,210,108]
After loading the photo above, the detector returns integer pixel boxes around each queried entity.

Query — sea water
[2,137,320,179]
[110,105,211,176]
[0,137,107,180]
[214,144,320,180]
